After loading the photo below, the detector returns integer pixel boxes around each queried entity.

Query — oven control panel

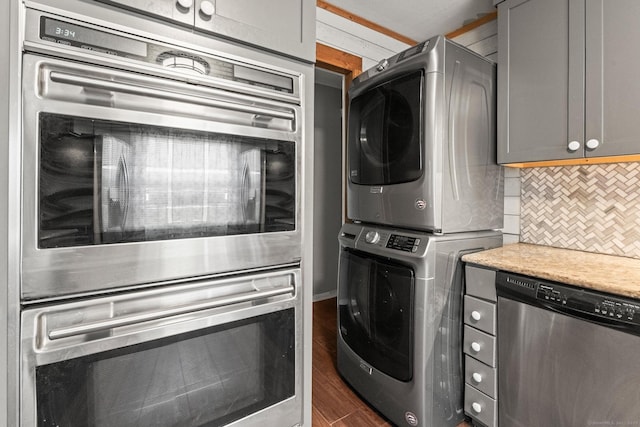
[31,12,296,95]
[536,283,640,325]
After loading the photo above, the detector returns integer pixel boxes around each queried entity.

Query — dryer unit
[347,35,503,233]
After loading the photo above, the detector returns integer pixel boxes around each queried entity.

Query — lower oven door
[20,268,302,427]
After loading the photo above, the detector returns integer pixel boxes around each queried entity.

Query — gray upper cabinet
[497,0,640,164]
[584,1,640,157]
[194,0,315,62]
[97,0,315,62]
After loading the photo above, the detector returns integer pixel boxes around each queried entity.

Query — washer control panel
[358,228,426,254]
[386,234,421,253]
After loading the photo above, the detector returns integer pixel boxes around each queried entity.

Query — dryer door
[338,248,414,381]
[347,71,423,186]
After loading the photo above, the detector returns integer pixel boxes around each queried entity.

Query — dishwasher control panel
[498,272,640,327]
[537,283,640,324]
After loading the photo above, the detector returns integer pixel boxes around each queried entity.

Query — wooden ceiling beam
[317,0,418,46]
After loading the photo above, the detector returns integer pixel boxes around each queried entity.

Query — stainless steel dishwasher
[496,271,640,427]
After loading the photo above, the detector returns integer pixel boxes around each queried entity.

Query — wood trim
[504,154,640,168]
[316,43,362,78]
[317,0,417,46]
[445,11,498,39]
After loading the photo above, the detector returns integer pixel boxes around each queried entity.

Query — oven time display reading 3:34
[41,17,148,57]
[53,25,76,39]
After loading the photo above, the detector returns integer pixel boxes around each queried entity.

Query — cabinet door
[97,0,195,26]
[497,0,584,163]
[194,0,315,62]
[585,0,640,157]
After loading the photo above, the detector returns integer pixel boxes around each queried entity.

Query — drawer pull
[471,342,482,353]
[471,310,482,321]
[472,402,483,414]
[472,372,483,383]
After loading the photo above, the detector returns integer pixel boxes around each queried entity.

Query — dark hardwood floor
[312,297,472,427]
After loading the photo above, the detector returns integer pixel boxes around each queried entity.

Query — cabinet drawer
[464,295,497,335]
[465,355,497,399]
[465,265,497,302]
[463,325,496,367]
[465,384,497,427]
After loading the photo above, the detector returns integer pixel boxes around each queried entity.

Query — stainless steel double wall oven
[17,1,313,426]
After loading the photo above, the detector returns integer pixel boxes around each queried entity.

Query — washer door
[338,248,414,381]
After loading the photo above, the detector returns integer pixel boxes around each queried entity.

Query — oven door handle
[48,71,295,121]
[47,283,294,340]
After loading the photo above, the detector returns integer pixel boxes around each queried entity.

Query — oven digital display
[41,17,148,58]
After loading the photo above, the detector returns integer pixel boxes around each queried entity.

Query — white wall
[313,70,343,300]
[502,167,522,244]
[316,7,411,70]
[449,18,498,61]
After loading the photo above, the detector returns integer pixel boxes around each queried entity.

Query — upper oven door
[22,54,302,301]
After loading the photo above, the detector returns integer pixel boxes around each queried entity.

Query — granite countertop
[462,242,640,299]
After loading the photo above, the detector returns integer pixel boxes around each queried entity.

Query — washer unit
[337,222,502,427]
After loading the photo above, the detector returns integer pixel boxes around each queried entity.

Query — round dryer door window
[348,70,423,186]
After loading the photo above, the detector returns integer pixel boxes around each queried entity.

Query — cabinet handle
[200,0,215,16]
[586,138,600,150]
[471,342,482,353]
[471,310,482,321]
[176,0,193,8]
[472,402,483,414]
[567,140,581,152]
[472,372,483,383]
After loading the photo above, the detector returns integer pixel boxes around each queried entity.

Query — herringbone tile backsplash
[520,163,640,259]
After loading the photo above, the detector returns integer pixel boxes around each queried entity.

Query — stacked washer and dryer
[337,35,504,427]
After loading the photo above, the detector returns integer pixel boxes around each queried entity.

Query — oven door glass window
[338,249,414,381]
[348,70,422,186]
[38,113,295,248]
[35,309,295,427]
